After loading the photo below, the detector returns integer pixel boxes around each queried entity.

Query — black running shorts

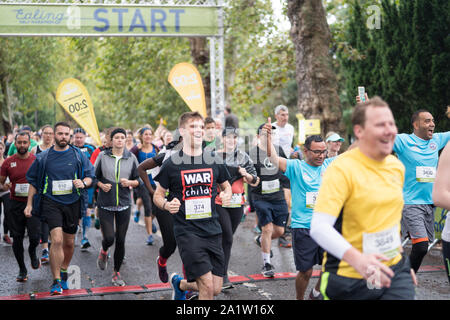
[176,233,225,283]
[41,196,80,234]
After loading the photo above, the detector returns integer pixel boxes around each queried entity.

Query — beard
[55,137,68,148]
[17,147,28,155]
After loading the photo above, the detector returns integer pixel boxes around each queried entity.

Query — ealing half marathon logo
[13,5,81,30]
[14,8,65,25]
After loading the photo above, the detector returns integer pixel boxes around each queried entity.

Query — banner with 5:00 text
[0,4,219,36]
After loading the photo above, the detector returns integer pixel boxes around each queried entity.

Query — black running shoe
[16,270,28,282]
[261,263,275,278]
[30,252,41,270]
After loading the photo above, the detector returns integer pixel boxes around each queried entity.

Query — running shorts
[176,233,225,282]
[41,196,80,234]
[401,204,435,243]
[320,255,415,300]
[253,199,288,228]
[292,228,324,272]
[8,199,40,239]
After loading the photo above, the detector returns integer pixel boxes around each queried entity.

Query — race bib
[306,192,319,209]
[261,179,280,194]
[416,166,436,182]
[223,193,242,208]
[185,198,212,220]
[52,180,73,195]
[362,225,401,259]
[14,183,29,197]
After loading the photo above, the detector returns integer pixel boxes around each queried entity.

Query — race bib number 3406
[416,166,436,182]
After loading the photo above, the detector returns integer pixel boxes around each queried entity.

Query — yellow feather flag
[168,63,207,117]
[55,78,101,146]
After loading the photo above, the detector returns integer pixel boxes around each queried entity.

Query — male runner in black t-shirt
[154,112,232,300]
[249,123,289,277]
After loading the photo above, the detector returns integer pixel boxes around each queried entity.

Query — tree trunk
[0,55,12,135]
[287,0,344,137]
[188,37,211,116]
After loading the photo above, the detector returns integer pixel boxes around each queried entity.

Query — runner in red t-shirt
[0,132,39,282]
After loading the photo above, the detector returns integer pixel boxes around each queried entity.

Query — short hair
[205,117,216,125]
[54,121,71,132]
[40,124,53,133]
[178,111,204,128]
[351,96,389,128]
[274,105,288,115]
[411,109,431,126]
[15,130,31,142]
[304,135,324,149]
[73,127,86,135]
[225,106,231,114]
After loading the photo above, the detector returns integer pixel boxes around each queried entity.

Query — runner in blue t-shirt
[262,127,335,300]
[25,122,95,295]
[393,109,450,273]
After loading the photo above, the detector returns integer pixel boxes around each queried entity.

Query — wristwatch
[82,180,87,188]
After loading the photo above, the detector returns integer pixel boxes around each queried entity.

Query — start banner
[0,4,219,37]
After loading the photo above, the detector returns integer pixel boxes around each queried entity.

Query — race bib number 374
[185,198,212,220]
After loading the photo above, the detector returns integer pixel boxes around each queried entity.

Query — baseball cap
[326,133,345,142]
[21,125,32,131]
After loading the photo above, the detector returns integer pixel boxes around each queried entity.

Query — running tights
[443,240,450,284]
[98,207,131,272]
[0,193,10,235]
[12,235,39,272]
[153,206,176,260]
[217,205,244,274]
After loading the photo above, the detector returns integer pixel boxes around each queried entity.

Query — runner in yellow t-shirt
[310,96,417,300]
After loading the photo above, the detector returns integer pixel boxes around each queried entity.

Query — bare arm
[153,184,180,214]
[433,142,450,210]
[137,158,157,195]
[24,184,37,217]
[258,118,287,172]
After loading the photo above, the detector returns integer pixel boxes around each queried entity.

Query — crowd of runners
[0,93,449,300]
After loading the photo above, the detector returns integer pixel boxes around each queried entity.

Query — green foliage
[86,37,192,131]
[338,0,449,134]
[0,37,64,132]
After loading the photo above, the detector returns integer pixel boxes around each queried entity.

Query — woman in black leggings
[94,128,140,286]
[216,127,259,288]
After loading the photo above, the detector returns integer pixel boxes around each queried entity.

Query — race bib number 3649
[362,225,401,259]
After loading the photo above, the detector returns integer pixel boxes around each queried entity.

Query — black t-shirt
[155,150,231,238]
[153,152,165,167]
[249,145,286,201]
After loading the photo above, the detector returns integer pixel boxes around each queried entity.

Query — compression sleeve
[310,212,352,260]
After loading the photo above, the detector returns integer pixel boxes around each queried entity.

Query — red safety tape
[0,266,443,300]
